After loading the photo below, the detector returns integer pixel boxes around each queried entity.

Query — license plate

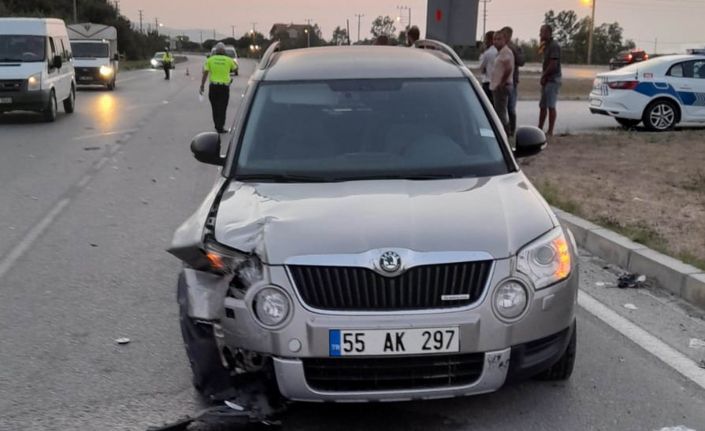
[329,327,459,357]
[79,76,92,81]
[0,97,11,104]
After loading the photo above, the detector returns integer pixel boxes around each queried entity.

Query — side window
[693,60,705,79]
[59,38,67,61]
[48,37,57,60]
[668,63,684,78]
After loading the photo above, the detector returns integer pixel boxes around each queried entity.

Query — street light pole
[355,14,364,43]
[587,0,596,64]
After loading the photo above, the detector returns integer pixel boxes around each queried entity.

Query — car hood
[213,172,557,264]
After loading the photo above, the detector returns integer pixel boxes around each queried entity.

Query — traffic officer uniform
[163,50,174,80]
[201,54,237,133]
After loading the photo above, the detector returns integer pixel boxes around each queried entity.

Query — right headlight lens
[517,227,572,290]
[254,287,290,327]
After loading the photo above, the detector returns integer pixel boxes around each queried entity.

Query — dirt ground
[522,130,705,269]
[468,68,594,100]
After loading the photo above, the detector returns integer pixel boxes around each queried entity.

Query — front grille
[76,67,100,80]
[0,79,23,92]
[303,353,485,392]
[288,261,492,311]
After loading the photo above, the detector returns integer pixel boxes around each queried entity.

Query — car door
[45,36,65,99]
[666,60,705,120]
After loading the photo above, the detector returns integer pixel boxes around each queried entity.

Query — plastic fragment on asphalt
[689,338,705,349]
[115,337,131,345]
[623,303,638,310]
[225,400,245,411]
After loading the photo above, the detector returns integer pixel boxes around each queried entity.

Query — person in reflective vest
[199,42,237,133]
[162,48,174,80]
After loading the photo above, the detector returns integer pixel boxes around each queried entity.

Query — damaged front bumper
[178,252,578,402]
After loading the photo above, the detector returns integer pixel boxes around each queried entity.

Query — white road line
[0,198,70,280]
[579,290,705,391]
[72,129,139,141]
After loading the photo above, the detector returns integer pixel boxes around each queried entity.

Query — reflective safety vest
[204,54,236,84]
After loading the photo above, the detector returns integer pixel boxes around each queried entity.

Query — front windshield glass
[153,52,165,59]
[71,42,109,58]
[0,35,46,62]
[235,79,507,181]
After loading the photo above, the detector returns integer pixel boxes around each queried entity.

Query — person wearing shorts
[538,24,561,136]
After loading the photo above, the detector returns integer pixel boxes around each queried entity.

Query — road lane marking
[579,290,705,391]
[0,198,70,280]
[72,129,139,141]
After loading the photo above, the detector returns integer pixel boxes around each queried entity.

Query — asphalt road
[1,56,705,431]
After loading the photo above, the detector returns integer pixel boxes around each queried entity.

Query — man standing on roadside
[406,25,420,46]
[538,24,562,136]
[200,42,237,133]
[478,31,497,104]
[490,29,514,136]
[501,26,525,136]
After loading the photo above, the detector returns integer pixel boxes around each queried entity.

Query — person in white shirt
[478,31,497,104]
[490,29,515,136]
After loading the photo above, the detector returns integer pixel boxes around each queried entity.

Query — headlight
[493,280,528,320]
[253,287,291,327]
[150,59,158,67]
[202,237,257,277]
[517,227,572,290]
[99,65,113,76]
[27,73,41,91]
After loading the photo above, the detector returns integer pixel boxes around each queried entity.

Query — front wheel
[63,85,75,113]
[177,276,232,400]
[43,90,57,122]
[616,118,639,129]
[535,323,576,381]
[643,100,678,131]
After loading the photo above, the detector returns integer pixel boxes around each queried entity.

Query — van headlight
[27,73,41,91]
[253,287,291,327]
[517,227,572,290]
[99,65,114,76]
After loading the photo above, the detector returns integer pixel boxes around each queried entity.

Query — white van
[0,18,76,121]
[68,23,119,90]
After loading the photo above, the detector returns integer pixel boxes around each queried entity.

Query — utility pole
[231,25,235,38]
[355,14,364,42]
[155,18,159,36]
[138,10,143,33]
[346,19,351,45]
[114,0,120,14]
[73,0,78,23]
[213,29,216,40]
[251,22,257,34]
[654,37,658,55]
[480,0,492,37]
[587,0,596,64]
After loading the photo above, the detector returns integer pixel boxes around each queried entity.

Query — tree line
[515,9,635,64]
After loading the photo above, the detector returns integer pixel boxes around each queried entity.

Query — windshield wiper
[235,173,336,183]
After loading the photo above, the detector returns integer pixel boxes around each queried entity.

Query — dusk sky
[119,0,704,53]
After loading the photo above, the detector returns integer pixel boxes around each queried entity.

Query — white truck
[67,23,118,90]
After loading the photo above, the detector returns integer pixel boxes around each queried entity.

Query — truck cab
[68,23,118,90]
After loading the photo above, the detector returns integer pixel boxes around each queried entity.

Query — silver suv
[169,41,578,403]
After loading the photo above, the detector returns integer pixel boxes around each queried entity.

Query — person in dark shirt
[406,26,420,46]
[538,24,562,136]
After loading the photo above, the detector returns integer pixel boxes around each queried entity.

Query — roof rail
[414,39,464,68]
[258,41,281,70]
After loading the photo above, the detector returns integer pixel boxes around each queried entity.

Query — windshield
[153,52,165,59]
[0,35,46,62]
[234,79,507,181]
[71,42,109,58]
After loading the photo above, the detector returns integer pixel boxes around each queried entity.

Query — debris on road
[655,426,696,431]
[623,303,638,310]
[83,146,101,151]
[618,273,646,289]
[115,337,131,345]
[689,338,705,349]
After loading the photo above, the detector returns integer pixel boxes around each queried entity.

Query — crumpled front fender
[179,268,229,321]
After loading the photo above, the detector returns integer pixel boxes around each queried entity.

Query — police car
[589,54,705,130]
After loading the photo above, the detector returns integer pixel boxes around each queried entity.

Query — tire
[177,276,232,399]
[43,90,57,122]
[63,85,75,113]
[643,99,678,131]
[535,322,577,381]
[616,118,640,129]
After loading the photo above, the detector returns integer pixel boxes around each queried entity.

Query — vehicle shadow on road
[0,111,47,125]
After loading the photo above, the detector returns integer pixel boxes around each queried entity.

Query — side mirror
[191,132,223,166]
[113,53,120,61]
[513,126,547,158]
[52,55,62,69]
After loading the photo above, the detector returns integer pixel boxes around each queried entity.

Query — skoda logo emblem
[379,251,402,273]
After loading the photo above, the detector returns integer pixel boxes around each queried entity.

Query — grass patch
[534,180,582,215]
[121,60,151,71]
